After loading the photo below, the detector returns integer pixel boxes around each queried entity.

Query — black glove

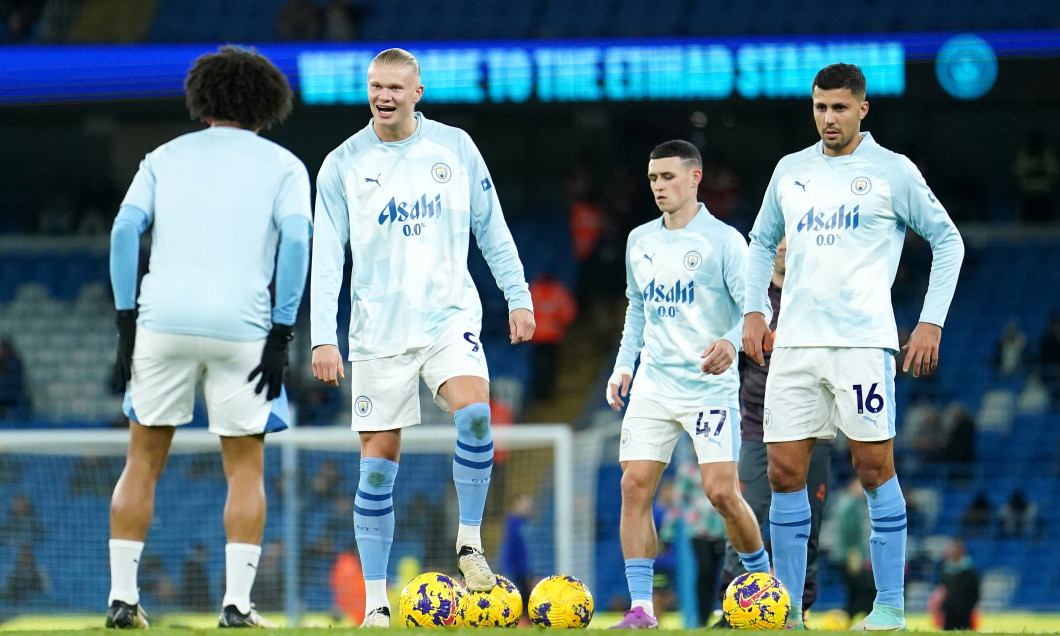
[114,309,137,393]
[248,324,294,401]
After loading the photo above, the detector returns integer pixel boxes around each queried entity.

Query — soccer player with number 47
[605,140,771,630]
[742,63,964,630]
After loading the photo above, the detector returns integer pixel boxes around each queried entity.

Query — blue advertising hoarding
[0,31,1056,105]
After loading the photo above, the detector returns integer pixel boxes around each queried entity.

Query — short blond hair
[370,48,420,77]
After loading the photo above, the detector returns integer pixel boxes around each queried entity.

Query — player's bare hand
[606,366,633,411]
[509,308,536,344]
[902,322,942,378]
[742,312,773,366]
[312,344,345,387]
[700,339,737,375]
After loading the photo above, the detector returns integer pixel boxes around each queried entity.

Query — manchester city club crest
[355,396,373,417]
[620,428,631,447]
[763,408,772,429]
[850,176,872,195]
[432,162,452,183]
[684,250,702,271]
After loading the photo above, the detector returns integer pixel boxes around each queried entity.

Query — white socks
[456,523,482,552]
[108,539,144,606]
[632,599,655,617]
[221,543,261,614]
[365,578,389,611]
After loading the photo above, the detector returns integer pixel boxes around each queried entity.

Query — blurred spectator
[0,338,29,418]
[994,321,1027,377]
[0,456,22,484]
[1039,311,1060,398]
[1012,131,1059,222]
[0,0,44,43]
[34,0,77,42]
[830,477,874,618]
[998,490,1039,538]
[323,0,363,40]
[659,455,726,627]
[960,492,992,536]
[938,403,975,475]
[331,545,365,624]
[1017,374,1050,414]
[902,487,927,536]
[314,494,357,563]
[69,454,122,497]
[311,458,345,502]
[698,158,740,221]
[1,545,48,601]
[582,163,641,345]
[566,162,604,267]
[0,493,44,547]
[140,554,177,606]
[500,493,535,611]
[76,206,109,235]
[180,543,211,612]
[934,538,980,630]
[37,191,77,234]
[528,272,577,400]
[906,547,936,584]
[401,491,448,572]
[276,0,323,40]
[907,404,945,464]
[255,539,285,611]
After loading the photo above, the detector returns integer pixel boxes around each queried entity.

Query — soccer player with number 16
[743,63,964,630]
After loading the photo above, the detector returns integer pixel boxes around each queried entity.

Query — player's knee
[705,487,741,518]
[454,402,492,443]
[853,464,894,491]
[619,469,655,505]
[766,461,803,493]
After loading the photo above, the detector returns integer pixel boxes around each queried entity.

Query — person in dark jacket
[938,538,980,630]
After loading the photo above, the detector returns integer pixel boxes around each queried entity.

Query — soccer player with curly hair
[106,46,311,629]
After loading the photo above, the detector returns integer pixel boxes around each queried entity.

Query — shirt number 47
[694,409,727,437]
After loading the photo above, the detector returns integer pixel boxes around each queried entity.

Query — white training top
[311,113,532,360]
[120,126,312,340]
[614,204,747,408]
[746,132,965,351]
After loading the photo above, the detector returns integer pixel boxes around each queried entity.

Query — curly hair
[184,46,293,131]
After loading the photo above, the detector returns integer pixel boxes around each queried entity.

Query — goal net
[0,423,600,625]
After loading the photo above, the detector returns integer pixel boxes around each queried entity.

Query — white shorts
[763,347,896,443]
[348,328,489,431]
[123,329,289,436]
[619,395,741,464]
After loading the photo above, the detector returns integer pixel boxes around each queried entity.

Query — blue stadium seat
[534,0,610,39]
[607,0,688,38]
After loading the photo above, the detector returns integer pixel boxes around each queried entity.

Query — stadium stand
[2,234,1058,612]
[11,0,1060,44]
